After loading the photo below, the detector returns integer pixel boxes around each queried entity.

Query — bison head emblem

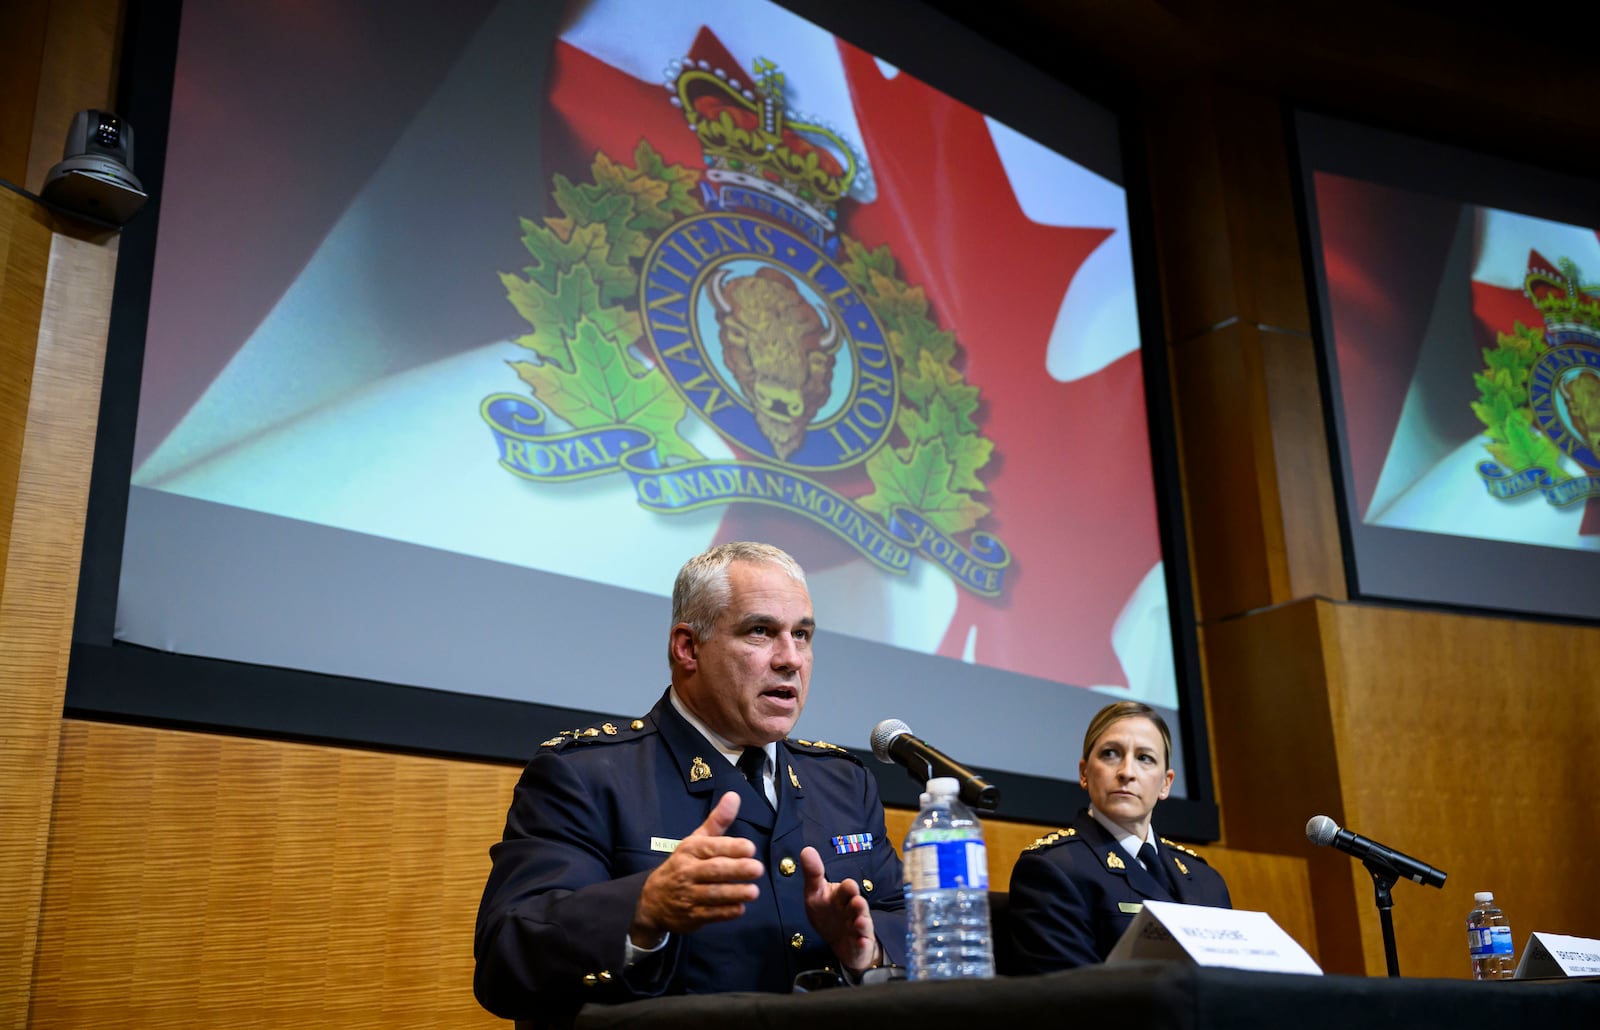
[707,266,841,460]
[1559,367,1600,456]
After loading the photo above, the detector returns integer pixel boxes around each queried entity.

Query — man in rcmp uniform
[1007,701,1231,971]
[474,542,905,1022]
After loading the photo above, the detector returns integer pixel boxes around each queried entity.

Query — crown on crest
[665,55,870,251]
[1525,258,1600,340]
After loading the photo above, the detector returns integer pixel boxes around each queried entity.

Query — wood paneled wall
[1,189,117,1030]
[1207,600,1600,978]
[27,722,1314,1029]
[1145,85,1346,620]
[11,0,123,192]
[1326,604,1600,977]
[3,2,124,1026]
[32,721,510,1030]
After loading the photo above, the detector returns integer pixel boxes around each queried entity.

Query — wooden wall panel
[0,189,57,1030]
[34,721,517,1030]
[0,193,117,1030]
[1200,599,1363,973]
[1144,84,1312,344]
[1169,322,1284,620]
[1148,85,1346,619]
[1205,598,1600,978]
[0,192,52,575]
[0,0,50,185]
[24,0,124,192]
[1325,604,1600,979]
[1259,332,1345,602]
[33,724,1319,1030]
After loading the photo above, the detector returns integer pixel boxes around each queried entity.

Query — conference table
[574,961,1599,1029]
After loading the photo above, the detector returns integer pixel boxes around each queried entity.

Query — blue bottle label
[1468,926,1513,958]
[906,838,989,890]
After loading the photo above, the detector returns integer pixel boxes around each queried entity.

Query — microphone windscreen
[1306,815,1339,846]
[869,718,911,763]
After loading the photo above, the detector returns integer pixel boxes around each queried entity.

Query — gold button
[790,932,805,950]
[779,857,796,877]
[597,970,613,983]
[582,974,598,987]
[631,719,644,731]
[863,879,873,893]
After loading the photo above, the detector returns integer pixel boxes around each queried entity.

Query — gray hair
[671,541,807,642]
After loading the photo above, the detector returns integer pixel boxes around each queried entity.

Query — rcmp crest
[1474,258,1600,509]
[482,47,1011,595]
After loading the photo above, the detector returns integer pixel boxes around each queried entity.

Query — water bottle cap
[1474,891,1494,902]
[926,776,959,797]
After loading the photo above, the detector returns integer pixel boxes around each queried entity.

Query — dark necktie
[1139,841,1177,897]
[737,746,771,808]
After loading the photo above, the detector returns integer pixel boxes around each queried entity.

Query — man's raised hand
[631,792,762,947]
[799,845,879,973]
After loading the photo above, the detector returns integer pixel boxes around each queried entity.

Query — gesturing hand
[799,845,879,973]
[631,792,763,947]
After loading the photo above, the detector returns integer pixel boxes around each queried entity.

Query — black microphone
[870,718,1000,813]
[1305,815,1447,888]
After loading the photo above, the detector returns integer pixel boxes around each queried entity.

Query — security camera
[41,109,149,226]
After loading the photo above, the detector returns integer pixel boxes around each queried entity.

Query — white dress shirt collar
[668,688,775,797]
[1088,806,1159,867]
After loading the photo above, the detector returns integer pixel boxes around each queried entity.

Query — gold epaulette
[791,738,849,753]
[1024,827,1078,851]
[787,738,863,766]
[1160,837,1202,859]
[539,719,645,749]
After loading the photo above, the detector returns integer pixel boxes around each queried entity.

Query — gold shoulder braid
[541,719,647,749]
[1023,826,1077,852]
[793,738,849,753]
[1160,837,1200,858]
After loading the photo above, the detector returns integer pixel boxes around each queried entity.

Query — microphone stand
[1364,860,1401,977]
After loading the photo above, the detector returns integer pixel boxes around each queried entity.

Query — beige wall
[5,2,1599,1026]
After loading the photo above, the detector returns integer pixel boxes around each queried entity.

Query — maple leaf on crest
[513,317,699,463]
[859,438,989,534]
[900,399,993,495]
[901,350,981,434]
[1485,411,1567,480]
[502,262,638,372]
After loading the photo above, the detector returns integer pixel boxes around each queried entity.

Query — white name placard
[1106,901,1323,975]
[1514,931,1600,979]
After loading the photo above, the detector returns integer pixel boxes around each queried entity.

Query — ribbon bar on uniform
[831,833,874,854]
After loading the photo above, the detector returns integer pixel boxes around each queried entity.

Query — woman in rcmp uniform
[1006,701,1231,971]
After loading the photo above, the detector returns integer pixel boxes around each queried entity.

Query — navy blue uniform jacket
[1007,808,1231,972]
[474,691,907,1021]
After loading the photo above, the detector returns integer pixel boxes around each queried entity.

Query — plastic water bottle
[1467,891,1515,980]
[902,776,994,979]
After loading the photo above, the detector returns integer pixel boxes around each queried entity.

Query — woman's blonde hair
[1081,701,1171,769]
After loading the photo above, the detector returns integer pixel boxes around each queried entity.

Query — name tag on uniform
[832,833,873,854]
[1119,902,1144,914]
[650,837,681,853]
